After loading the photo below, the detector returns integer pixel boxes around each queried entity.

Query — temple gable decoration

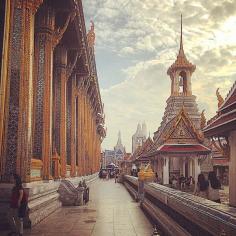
[162,107,204,144]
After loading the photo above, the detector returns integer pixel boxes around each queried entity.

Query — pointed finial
[216,88,224,108]
[87,20,95,47]
[179,14,184,56]
[200,110,206,129]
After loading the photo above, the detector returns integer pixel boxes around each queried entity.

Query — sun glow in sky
[83,0,236,152]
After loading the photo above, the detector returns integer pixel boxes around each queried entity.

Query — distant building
[132,122,147,153]
[104,131,126,166]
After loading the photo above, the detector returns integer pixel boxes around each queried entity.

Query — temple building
[132,122,147,153]
[0,0,105,228]
[145,16,212,184]
[132,137,154,166]
[204,81,236,206]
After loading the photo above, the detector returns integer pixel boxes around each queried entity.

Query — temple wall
[0,0,105,229]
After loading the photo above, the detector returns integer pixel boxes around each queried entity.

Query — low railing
[124,175,236,236]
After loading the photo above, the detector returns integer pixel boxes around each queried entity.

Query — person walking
[114,171,117,183]
[8,174,28,236]
[208,171,221,203]
[194,173,209,199]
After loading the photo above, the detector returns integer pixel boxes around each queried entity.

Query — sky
[83,0,236,152]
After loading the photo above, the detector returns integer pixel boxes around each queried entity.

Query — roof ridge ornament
[87,20,95,47]
[200,110,206,129]
[216,88,224,108]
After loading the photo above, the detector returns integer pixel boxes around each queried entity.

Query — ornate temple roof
[147,107,208,157]
[219,80,236,112]
[204,81,236,137]
[160,107,204,144]
[167,15,196,76]
[134,137,154,162]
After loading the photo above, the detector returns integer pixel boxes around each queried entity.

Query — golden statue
[216,88,224,108]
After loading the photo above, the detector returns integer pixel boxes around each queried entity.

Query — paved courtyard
[21,179,153,236]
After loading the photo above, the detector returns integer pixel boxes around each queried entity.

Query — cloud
[83,0,236,151]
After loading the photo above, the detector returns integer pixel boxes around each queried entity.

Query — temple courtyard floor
[4,178,153,236]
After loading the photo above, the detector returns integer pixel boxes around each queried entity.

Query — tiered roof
[134,137,154,163]
[147,107,210,157]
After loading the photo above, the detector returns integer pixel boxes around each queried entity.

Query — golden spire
[200,109,206,129]
[216,88,224,108]
[167,15,196,76]
[87,20,95,47]
[179,14,184,56]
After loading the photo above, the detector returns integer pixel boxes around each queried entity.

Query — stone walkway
[18,179,153,236]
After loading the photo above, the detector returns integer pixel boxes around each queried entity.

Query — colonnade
[0,0,105,183]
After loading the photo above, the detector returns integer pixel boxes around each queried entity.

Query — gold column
[33,4,55,179]
[91,111,95,172]
[88,102,91,174]
[0,0,11,176]
[84,95,88,175]
[70,76,76,176]
[33,3,74,179]
[1,0,42,182]
[77,90,82,176]
[76,93,81,176]
[53,45,67,178]
[82,91,86,175]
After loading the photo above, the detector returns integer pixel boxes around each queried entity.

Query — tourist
[194,173,209,199]
[114,170,118,183]
[155,172,158,183]
[8,174,28,236]
[179,175,185,190]
[185,176,194,190]
[208,171,221,203]
[172,176,178,189]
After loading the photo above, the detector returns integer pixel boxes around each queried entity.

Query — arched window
[178,71,187,95]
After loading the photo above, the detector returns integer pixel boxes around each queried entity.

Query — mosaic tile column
[2,0,42,182]
[0,0,10,172]
[53,45,67,178]
[82,91,86,175]
[33,4,55,179]
[77,89,82,176]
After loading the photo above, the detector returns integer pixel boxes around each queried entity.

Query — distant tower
[142,121,147,138]
[114,131,125,161]
[132,122,147,153]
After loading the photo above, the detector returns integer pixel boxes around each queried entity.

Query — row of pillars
[0,1,103,182]
[162,157,200,185]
